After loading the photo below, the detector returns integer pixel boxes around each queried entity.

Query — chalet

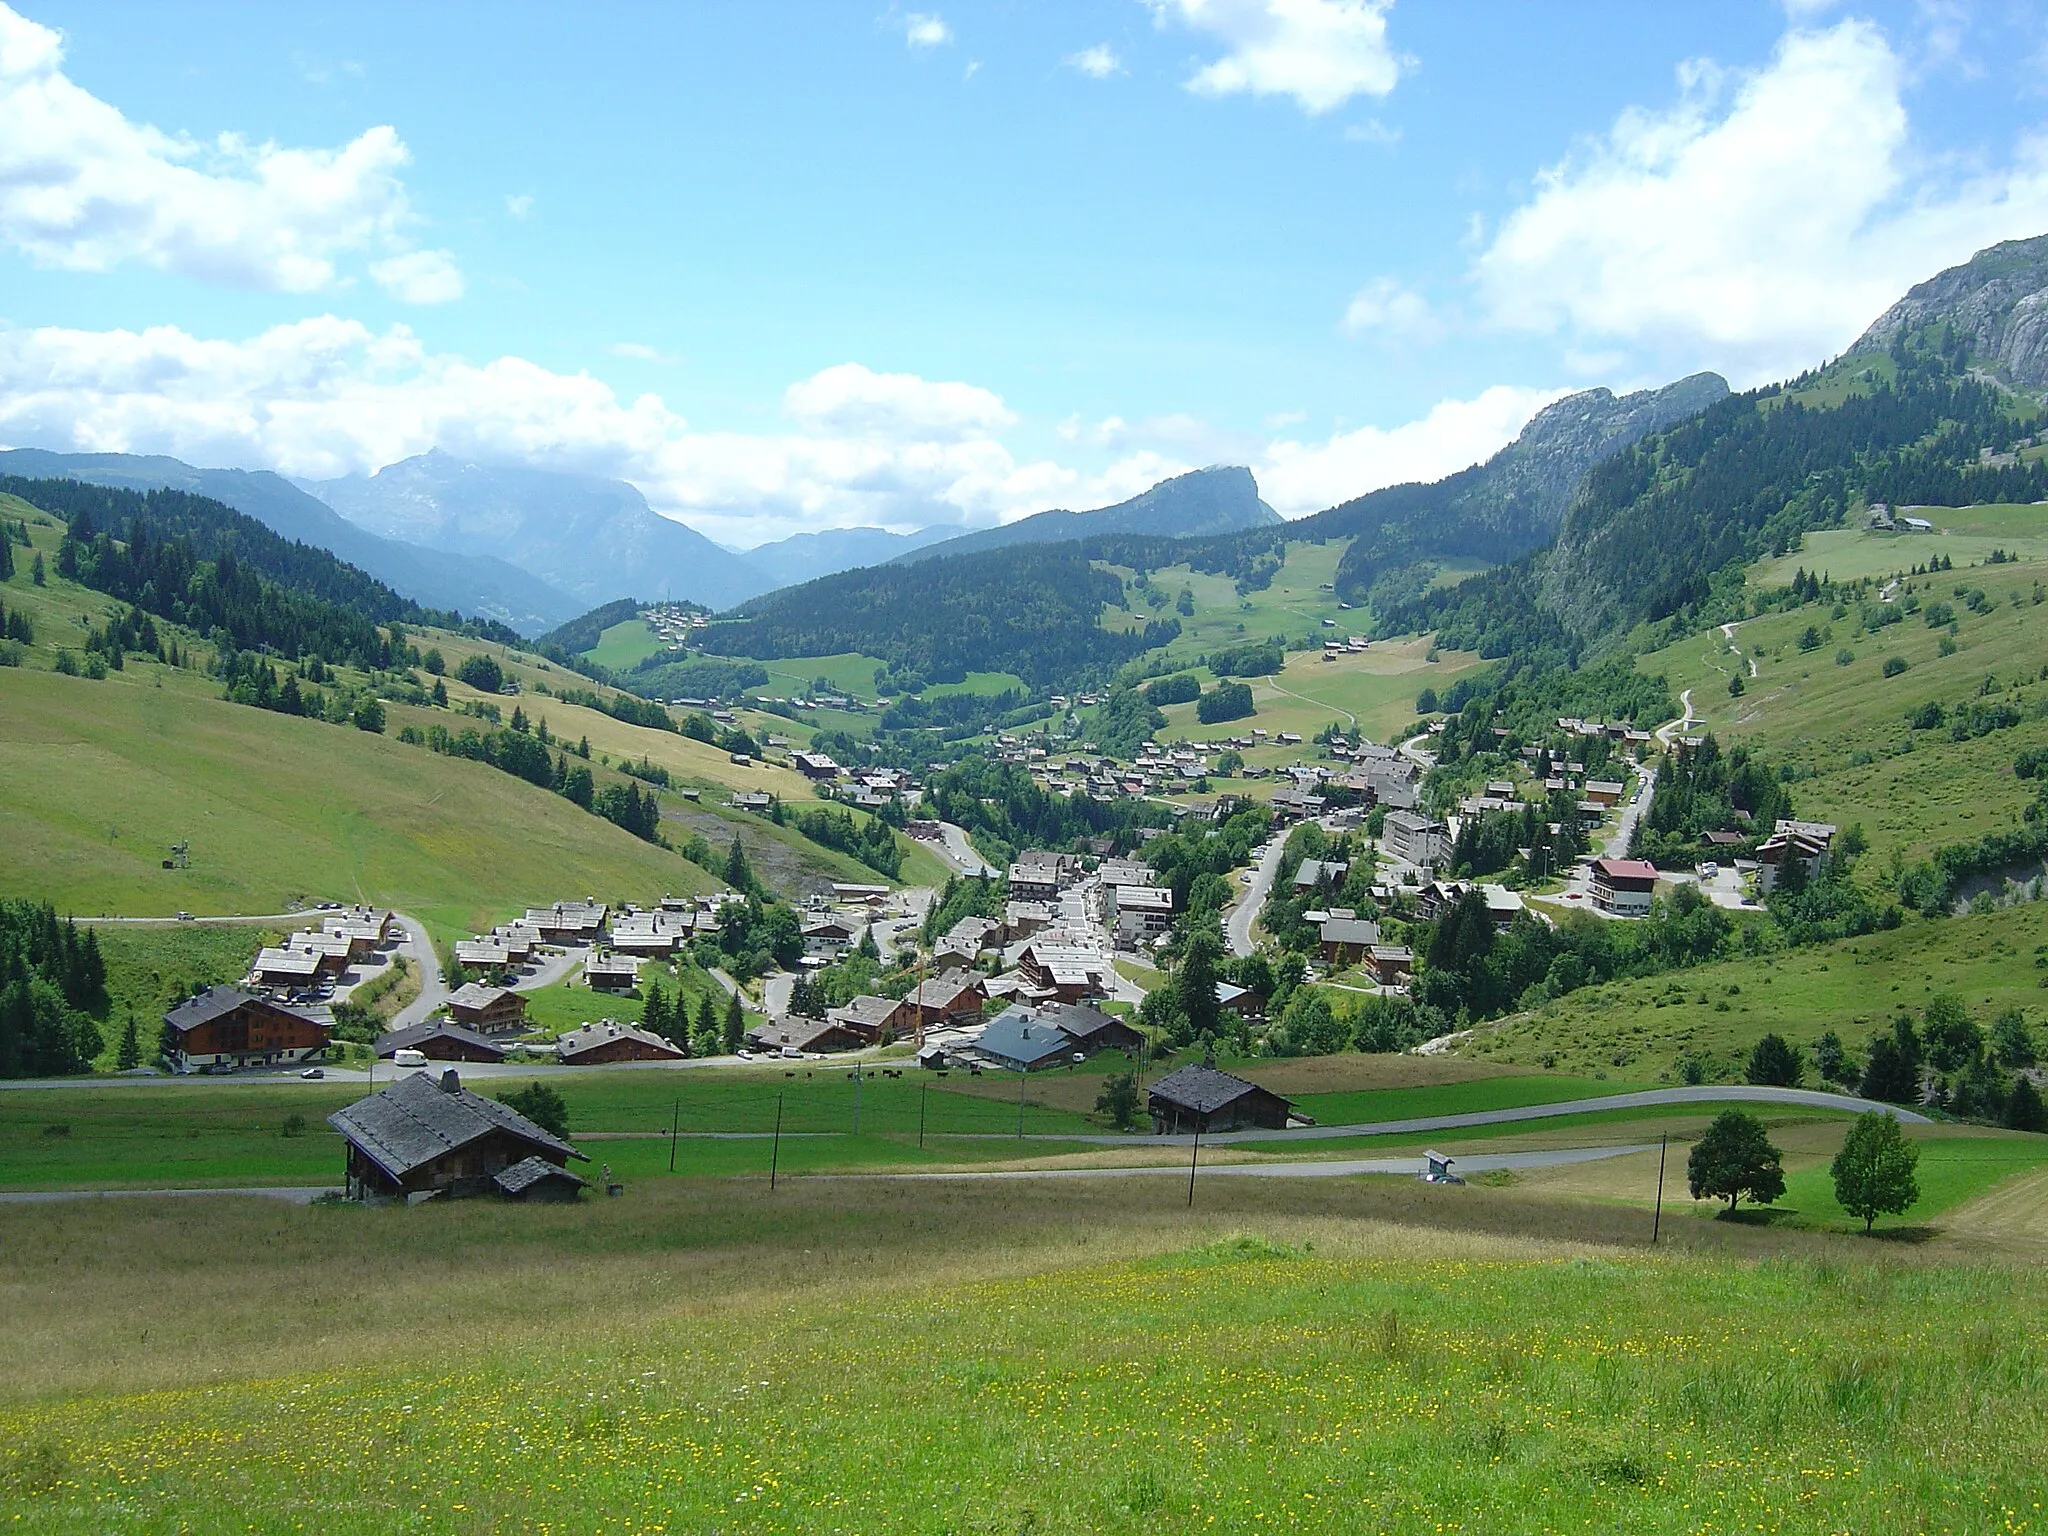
[1006,862,1063,903]
[1590,857,1658,917]
[905,968,989,1027]
[940,915,1002,956]
[489,923,541,962]
[1110,884,1175,945]
[746,1016,871,1054]
[283,929,356,973]
[1215,980,1267,1020]
[1583,780,1626,808]
[250,946,326,988]
[1756,819,1836,895]
[791,751,841,780]
[162,986,330,1072]
[329,1067,586,1201]
[1700,829,1745,850]
[322,907,396,954]
[825,993,908,1042]
[1382,810,1450,869]
[1318,917,1381,966]
[556,1021,686,1064]
[523,901,608,943]
[1017,942,1115,1003]
[831,882,891,905]
[731,791,773,812]
[492,1156,590,1203]
[1147,1063,1295,1135]
[445,983,529,1036]
[1367,944,1415,988]
[1269,787,1327,820]
[583,953,643,993]
[1044,1002,1146,1055]
[1004,900,1053,940]
[973,1006,1089,1072]
[454,938,512,971]
[609,912,691,956]
[1292,857,1348,892]
[1097,858,1154,889]
[802,915,861,956]
[374,1021,506,1064]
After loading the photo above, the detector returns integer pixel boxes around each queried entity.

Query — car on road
[1239,870,1254,884]
[1699,861,1719,878]
[300,1067,325,1079]
[175,911,194,921]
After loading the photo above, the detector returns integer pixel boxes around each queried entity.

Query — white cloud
[606,341,680,364]
[1472,20,2048,383]
[1340,277,1439,341]
[1342,117,1400,145]
[0,318,1171,545]
[0,3,457,297]
[504,193,534,219]
[1255,384,1565,516]
[1148,0,1404,114]
[1066,44,1123,78]
[783,362,1015,440]
[369,249,463,304]
[901,12,951,48]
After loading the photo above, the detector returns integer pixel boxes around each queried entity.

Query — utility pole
[1652,1133,1668,1243]
[1017,1066,1028,1138]
[918,1083,927,1149]
[668,1096,680,1173]
[1186,1121,1202,1209]
[770,1092,783,1191]
[852,1062,862,1137]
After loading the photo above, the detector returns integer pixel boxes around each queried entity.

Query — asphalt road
[824,1144,1661,1182]
[1226,839,1283,958]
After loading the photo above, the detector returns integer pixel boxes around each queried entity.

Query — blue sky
[2,1,2047,545]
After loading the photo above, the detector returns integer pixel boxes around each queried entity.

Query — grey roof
[1147,1063,1292,1116]
[973,1007,1083,1068]
[327,1069,582,1182]
[1038,1003,1127,1041]
[493,1156,588,1195]
[829,994,901,1029]
[448,983,519,1011]
[162,985,314,1037]
[373,1022,506,1060]
[1319,918,1382,945]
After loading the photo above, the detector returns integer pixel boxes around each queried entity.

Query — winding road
[1226,839,1284,958]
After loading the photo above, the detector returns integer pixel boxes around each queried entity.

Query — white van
[392,1048,428,1068]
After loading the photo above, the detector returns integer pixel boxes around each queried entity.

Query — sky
[2,1,2047,548]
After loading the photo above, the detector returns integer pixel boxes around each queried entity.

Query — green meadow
[6,1177,2048,1534]
[582,616,666,673]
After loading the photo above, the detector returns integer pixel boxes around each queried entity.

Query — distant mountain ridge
[741,523,957,588]
[1850,234,2048,388]
[889,466,1278,565]
[305,451,772,613]
[0,448,584,634]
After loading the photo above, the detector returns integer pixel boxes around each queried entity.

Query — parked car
[300,1067,325,1079]
[392,1048,428,1068]
[1699,861,1720,878]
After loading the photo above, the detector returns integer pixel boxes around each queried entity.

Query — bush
[457,654,505,693]
[1882,655,1908,677]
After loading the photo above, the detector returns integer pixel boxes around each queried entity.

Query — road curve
[1226,839,1284,958]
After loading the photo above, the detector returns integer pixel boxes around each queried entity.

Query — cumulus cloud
[1148,0,1404,114]
[368,249,463,304]
[900,12,951,48]
[1066,44,1123,78]
[0,3,457,299]
[783,362,1015,441]
[1473,19,2048,383]
[1255,384,1565,516]
[1341,277,1439,341]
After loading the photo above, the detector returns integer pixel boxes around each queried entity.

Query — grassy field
[6,1177,2048,1532]
[583,616,666,673]
[1463,896,2048,1082]
[1637,539,2048,866]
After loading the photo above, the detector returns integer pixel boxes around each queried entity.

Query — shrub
[1882,656,1908,677]
[457,654,505,693]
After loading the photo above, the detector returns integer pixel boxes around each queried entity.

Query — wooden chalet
[825,993,908,1043]
[583,953,643,993]
[746,1017,871,1055]
[1146,1063,1295,1135]
[555,1022,685,1064]
[1318,917,1381,967]
[1367,944,1415,988]
[162,986,330,1072]
[374,1021,507,1064]
[445,983,529,1036]
[328,1067,586,1201]
[251,945,327,988]
[905,968,988,1026]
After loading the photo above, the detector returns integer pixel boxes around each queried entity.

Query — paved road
[74,909,326,927]
[822,1144,1660,1182]
[386,912,449,1030]
[1226,839,1283,958]
[931,822,995,877]
[1656,690,1697,749]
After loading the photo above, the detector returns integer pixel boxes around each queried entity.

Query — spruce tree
[642,980,669,1042]
[695,992,720,1055]
[115,1013,141,1070]
[723,990,745,1052]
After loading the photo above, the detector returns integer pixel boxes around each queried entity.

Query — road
[1655,689,1697,749]
[1226,839,1283,958]
[823,1144,1660,1182]
[0,1185,338,1204]
[76,909,328,927]
[929,821,994,877]
[1721,619,1758,679]
[385,912,449,1030]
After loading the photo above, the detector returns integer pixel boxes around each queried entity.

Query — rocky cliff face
[1849,234,2048,389]
[1489,373,1732,528]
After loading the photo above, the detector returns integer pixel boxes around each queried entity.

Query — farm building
[445,983,529,1036]
[973,1007,1088,1072]
[747,1017,871,1055]
[162,986,329,1072]
[825,994,908,1042]
[250,945,327,988]
[492,1156,590,1203]
[1146,1064,1295,1135]
[583,953,643,993]
[555,1022,685,1064]
[328,1067,586,1201]
[374,1022,506,1064]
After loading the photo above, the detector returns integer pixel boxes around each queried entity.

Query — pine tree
[695,992,720,1055]
[115,1013,141,1070]
[642,980,670,1042]
[723,990,745,1052]
[724,836,754,893]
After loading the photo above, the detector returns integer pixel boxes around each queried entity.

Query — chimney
[439,1069,461,1094]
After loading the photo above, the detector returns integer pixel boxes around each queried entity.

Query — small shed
[493,1155,590,1203]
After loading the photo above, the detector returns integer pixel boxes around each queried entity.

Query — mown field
[5,1178,2048,1534]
